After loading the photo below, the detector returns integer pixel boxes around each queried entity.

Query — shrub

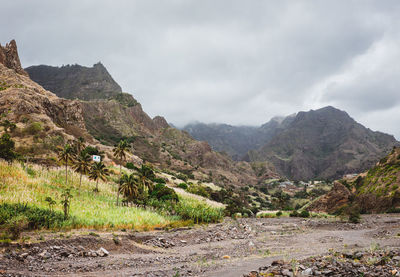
[289,210,299,217]
[24,122,43,135]
[276,211,282,217]
[187,183,211,198]
[348,209,361,223]
[125,162,135,169]
[0,203,66,229]
[0,133,17,162]
[150,184,179,202]
[4,215,28,240]
[151,177,166,184]
[300,210,310,218]
[177,183,188,190]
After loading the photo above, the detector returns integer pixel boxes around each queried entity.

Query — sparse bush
[0,133,17,162]
[300,210,310,218]
[150,183,179,202]
[151,177,166,184]
[24,122,43,135]
[187,183,211,199]
[125,162,135,169]
[177,183,188,190]
[348,209,361,223]
[0,203,66,230]
[4,215,28,240]
[289,210,299,217]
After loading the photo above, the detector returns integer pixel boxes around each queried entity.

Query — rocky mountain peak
[0,40,28,76]
[25,62,122,100]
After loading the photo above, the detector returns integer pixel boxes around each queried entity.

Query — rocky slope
[186,107,398,181]
[26,63,122,100]
[0,58,90,163]
[23,55,278,186]
[309,146,400,213]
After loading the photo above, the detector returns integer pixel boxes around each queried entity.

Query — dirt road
[1,215,400,276]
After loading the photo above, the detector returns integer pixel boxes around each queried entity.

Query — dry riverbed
[1,214,400,276]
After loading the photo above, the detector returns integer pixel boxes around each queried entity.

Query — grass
[0,161,184,230]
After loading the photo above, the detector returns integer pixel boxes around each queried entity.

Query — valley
[1,39,400,277]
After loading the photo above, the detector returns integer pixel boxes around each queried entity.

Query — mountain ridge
[184,106,398,180]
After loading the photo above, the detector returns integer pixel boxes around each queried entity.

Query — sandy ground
[1,214,400,277]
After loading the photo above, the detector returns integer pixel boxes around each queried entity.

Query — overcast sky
[2,0,400,138]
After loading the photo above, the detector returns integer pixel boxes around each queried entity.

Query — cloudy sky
[2,0,400,138]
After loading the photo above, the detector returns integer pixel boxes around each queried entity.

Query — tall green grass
[0,161,176,230]
[0,161,225,230]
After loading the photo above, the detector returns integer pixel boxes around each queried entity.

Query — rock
[392,256,400,262]
[19,253,29,259]
[302,268,313,275]
[353,251,363,259]
[97,247,109,257]
[281,269,293,277]
[248,241,255,247]
[271,260,285,266]
[0,40,28,76]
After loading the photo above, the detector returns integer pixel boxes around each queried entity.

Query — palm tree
[89,161,110,192]
[135,164,155,193]
[113,140,129,205]
[72,151,92,195]
[119,173,140,203]
[73,137,85,154]
[57,143,75,187]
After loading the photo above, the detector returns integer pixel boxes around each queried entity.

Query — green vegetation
[89,161,110,192]
[0,161,181,232]
[0,133,17,162]
[113,139,129,205]
[0,158,224,236]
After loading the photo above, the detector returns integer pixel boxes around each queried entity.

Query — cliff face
[0,40,28,76]
[25,63,122,100]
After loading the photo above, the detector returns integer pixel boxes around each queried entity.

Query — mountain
[183,123,261,160]
[23,54,278,187]
[185,107,398,181]
[25,63,122,100]
[183,116,296,160]
[252,106,398,180]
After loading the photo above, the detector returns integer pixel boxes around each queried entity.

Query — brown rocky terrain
[307,147,400,214]
[307,181,352,214]
[1,215,400,276]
